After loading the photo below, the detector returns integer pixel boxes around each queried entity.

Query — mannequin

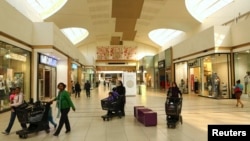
[244,71,250,94]
[212,72,220,97]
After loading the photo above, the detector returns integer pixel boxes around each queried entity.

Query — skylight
[61,28,89,45]
[27,0,67,19]
[185,0,234,22]
[148,29,184,47]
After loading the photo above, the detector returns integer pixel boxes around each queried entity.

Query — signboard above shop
[158,60,165,69]
[39,54,57,67]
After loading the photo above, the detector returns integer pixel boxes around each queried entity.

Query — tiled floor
[1,85,250,141]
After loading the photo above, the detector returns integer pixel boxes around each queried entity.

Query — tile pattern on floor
[0,86,250,141]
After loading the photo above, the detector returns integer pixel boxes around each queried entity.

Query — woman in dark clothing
[74,82,81,98]
[167,82,182,99]
[115,80,126,116]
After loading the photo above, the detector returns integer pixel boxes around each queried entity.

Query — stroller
[165,97,183,128]
[15,101,51,138]
[100,96,122,121]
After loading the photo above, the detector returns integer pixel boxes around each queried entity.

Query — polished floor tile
[0,86,250,141]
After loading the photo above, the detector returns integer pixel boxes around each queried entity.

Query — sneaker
[2,131,9,135]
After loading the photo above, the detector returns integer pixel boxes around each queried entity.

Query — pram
[165,97,183,128]
[15,101,51,138]
[100,97,122,121]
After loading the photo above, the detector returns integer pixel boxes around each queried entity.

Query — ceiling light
[27,0,67,19]
[185,0,234,22]
[148,29,183,47]
[61,27,89,45]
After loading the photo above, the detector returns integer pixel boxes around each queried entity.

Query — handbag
[234,87,241,93]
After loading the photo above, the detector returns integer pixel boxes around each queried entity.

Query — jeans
[5,111,26,133]
[48,116,57,127]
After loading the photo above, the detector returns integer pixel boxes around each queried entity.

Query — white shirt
[10,92,24,107]
[244,75,250,83]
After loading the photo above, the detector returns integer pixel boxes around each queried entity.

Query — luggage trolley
[15,101,51,139]
[165,97,183,128]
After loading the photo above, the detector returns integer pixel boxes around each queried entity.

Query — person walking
[51,82,75,136]
[2,87,27,135]
[84,80,91,97]
[234,80,244,108]
[115,80,126,116]
[74,82,81,98]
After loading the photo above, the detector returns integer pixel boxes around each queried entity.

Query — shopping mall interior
[0,85,250,141]
[0,0,250,140]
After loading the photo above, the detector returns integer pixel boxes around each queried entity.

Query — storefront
[37,53,57,100]
[0,41,31,111]
[174,54,231,99]
[199,54,231,98]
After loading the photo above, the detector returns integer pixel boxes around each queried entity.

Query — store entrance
[44,70,51,97]
[159,69,166,90]
[189,67,200,94]
[38,64,56,100]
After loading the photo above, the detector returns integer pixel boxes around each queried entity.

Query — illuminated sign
[72,63,78,69]
[158,60,165,69]
[39,54,57,67]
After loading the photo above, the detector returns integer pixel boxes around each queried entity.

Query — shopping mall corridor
[1,85,250,141]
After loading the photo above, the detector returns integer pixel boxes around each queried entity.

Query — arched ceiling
[45,0,200,49]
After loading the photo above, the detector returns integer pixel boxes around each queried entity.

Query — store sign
[158,60,165,69]
[40,54,57,67]
[188,59,200,67]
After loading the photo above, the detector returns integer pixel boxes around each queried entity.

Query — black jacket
[75,83,81,92]
[168,86,182,98]
[116,85,126,103]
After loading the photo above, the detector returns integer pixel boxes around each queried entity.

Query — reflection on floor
[0,85,250,141]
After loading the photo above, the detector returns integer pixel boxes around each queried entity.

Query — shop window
[0,41,31,111]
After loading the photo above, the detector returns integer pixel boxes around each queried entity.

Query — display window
[175,62,188,94]
[175,54,231,99]
[200,54,230,98]
[234,51,250,97]
[188,59,201,94]
[0,41,31,111]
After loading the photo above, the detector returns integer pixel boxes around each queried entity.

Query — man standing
[115,80,126,116]
[84,80,91,97]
